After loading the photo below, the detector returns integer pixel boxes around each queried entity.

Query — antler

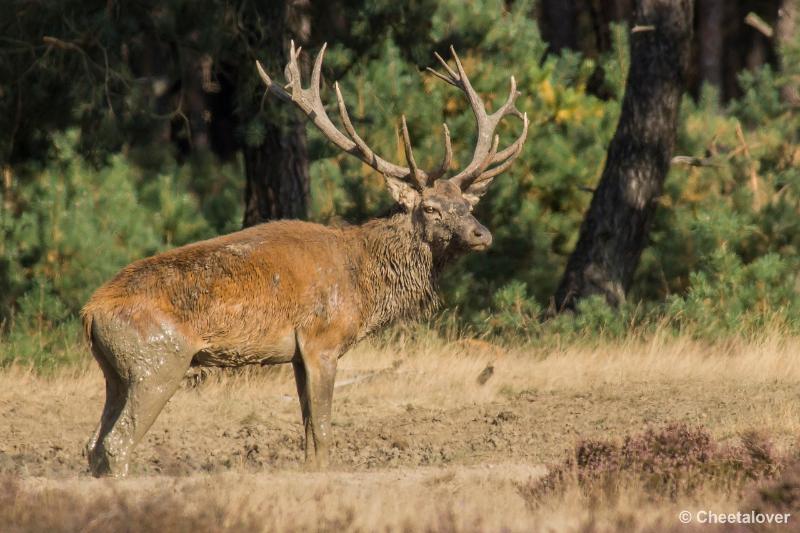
[255,42,527,193]
[426,46,529,191]
[256,41,452,190]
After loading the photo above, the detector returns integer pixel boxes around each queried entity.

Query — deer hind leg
[292,335,339,469]
[85,342,124,465]
[87,315,194,477]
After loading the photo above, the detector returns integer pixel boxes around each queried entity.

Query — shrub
[521,424,782,506]
[0,133,241,367]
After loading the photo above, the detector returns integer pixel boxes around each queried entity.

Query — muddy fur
[83,214,446,363]
[80,178,492,477]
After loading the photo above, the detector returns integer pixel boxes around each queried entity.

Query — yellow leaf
[445,97,460,113]
[538,79,556,106]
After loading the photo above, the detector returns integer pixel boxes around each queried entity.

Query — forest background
[2,0,799,368]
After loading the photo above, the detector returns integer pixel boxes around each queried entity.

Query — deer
[82,42,528,477]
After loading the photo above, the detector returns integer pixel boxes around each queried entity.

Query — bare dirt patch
[2,336,799,530]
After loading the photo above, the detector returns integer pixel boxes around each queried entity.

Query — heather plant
[521,424,782,507]
[749,456,800,519]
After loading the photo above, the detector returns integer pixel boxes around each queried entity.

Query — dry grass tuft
[0,474,265,533]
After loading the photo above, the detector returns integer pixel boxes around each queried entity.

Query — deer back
[83,220,369,362]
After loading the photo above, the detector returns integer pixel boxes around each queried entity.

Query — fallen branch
[670,155,720,167]
[745,12,774,38]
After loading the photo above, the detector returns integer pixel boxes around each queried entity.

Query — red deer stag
[82,43,528,477]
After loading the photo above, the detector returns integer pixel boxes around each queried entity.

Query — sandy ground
[2,336,799,531]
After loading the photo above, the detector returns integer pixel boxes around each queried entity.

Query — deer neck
[353,213,442,332]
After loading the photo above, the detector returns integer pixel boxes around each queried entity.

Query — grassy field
[1,334,799,531]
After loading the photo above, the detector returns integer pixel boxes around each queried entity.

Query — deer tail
[80,305,94,351]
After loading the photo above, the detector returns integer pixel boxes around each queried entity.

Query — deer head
[256,43,528,255]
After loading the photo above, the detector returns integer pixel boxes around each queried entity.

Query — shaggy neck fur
[350,213,450,333]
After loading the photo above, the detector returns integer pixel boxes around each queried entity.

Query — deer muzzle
[460,219,493,251]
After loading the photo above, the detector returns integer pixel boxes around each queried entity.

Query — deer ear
[384,175,421,209]
[462,177,494,207]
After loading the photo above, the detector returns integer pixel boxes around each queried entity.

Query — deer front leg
[292,343,338,468]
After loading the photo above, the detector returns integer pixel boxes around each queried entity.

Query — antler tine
[425,51,459,87]
[487,78,526,165]
[456,133,500,188]
[400,116,425,188]
[256,42,425,185]
[423,48,526,191]
[481,134,500,170]
[471,77,524,169]
[334,81,376,164]
[425,123,453,182]
[492,76,522,120]
[285,41,303,94]
[256,60,292,105]
[475,112,529,182]
[496,111,529,164]
[258,43,527,195]
[448,46,486,116]
[309,42,327,97]
[435,51,458,80]
[463,143,525,202]
[480,144,523,180]
[425,66,457,87]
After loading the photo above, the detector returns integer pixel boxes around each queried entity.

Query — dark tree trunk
[242,120,310,224]
[539,0,578,54]
[587,0,613,54]
[242,0,311,228]
[553,0,693,312]
[777,0,800,106]
[609,0,634,21]
[586,0,634,55]
[698,0,724,88]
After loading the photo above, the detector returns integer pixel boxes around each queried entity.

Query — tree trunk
[698,0,724,89]
[777,0,800,106]
[242,0,311,228]
[539,0,578,54]
[242,120,310,224]
[553,0,693,312]
[609,0,634,22]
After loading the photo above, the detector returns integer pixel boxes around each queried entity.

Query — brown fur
[83,215,440,367]
[81,203,479,477]
[83,42,526,476]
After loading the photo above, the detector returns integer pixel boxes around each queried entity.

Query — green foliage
[665,249,800,337]
[2,0,800,368]
[0,133,241,366]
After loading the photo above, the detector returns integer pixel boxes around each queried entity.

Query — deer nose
[470,223,492,250]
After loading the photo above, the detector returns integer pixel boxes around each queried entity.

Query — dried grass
[1,334,799,531]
